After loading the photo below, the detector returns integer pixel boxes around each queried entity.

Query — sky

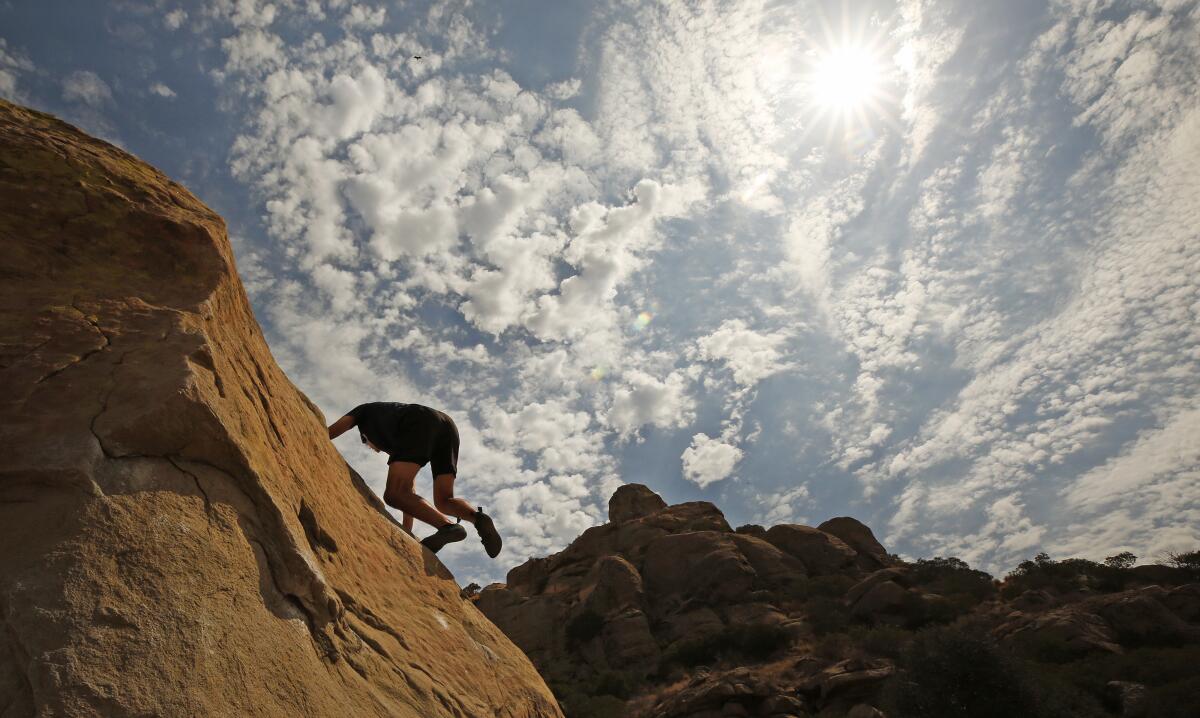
[3,0,1198,588]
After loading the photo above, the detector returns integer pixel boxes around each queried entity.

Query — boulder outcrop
[817,517,891,570]
[609,483,667,523]
[474,483,894,716]
[475,479,1200,717]
[0,99,561,717]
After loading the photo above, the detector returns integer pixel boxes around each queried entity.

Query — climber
[327,402,503,557]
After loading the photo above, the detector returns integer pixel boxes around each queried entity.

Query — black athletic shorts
[349,402,460,476]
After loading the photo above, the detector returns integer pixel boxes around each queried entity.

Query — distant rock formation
[475,483,896,716]
[475,483,1200,718]
[0,99,561,718]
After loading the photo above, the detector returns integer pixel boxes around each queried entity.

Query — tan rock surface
[764,524,857,576]
[0,99,561,717]
[609,482,668,523]
[817,517,890,569]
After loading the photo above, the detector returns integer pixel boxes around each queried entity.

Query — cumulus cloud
[544,77,581,101]
[608,369,695,436]
[694,319,793,388]
[164,9,188,31]
[681,433,743,488]
[149,82,176,98]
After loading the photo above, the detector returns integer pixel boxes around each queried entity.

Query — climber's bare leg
[433,473,477,524]
[382,461,453,528]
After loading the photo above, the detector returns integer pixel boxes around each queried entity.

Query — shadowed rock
[818,517,890,569]
[609,483,668,523]
[765,524,858,575]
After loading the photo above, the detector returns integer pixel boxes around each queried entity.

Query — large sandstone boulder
[609,483,668,523]
[580,555,646,616]
[642,531,757,607]
[850,581,910,621]
[0,99,561,718]
[818,517,890,569]
[1095,588,1200,646]
[995,607,1122,656]
[764,524,857,575]
[846,567,910,606]
[729,533,808,590]
[600,609,661,673]
[1163,583,1200,622]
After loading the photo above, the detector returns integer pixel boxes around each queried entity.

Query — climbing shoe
[421,522,467,554]
[474,507,503,558]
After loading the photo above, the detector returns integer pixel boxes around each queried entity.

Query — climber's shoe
[421,522,468,553]
[474,507,503,558]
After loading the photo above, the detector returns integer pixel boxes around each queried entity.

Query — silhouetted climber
[328,402,502,557]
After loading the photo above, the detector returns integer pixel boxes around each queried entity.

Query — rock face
[609,483,668,523]
[474,483,894,717]
[817,517,890,569]
[475,479,1200,718]
[0,99,561,717]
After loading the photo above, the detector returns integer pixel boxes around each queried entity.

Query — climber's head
[359,431,380,452]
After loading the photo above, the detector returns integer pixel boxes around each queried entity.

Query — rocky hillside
[0,98,561,718]
[474,484,1200,718]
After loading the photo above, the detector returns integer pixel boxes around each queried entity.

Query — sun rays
[752,8,900,152]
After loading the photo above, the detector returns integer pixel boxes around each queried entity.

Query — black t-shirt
[347,402,449,466]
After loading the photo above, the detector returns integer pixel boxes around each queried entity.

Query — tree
[1166,550,1200,571]
[1103,552,1136,569]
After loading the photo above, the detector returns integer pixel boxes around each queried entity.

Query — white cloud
[681,433,743,488]
[893,0,965,164]
[544,77,581,101]
[755,484,811,527]
[694,319,793,388]
[525,178,679,341]
[0,39,35,102]
[608,368,694,436]
[164,8,188,31]
[342,4,386,30]
[150,82,177,98]
[62,70,112,106]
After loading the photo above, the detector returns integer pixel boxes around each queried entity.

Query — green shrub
[1023,646,1200,718]
[660,631,727,667]
[1001,552,1132,597]
[794,574,856,600]
[910,556,995,603]
[566,609,606,646]
[804,596,850,635]
[738,623,793,659]
[880,625,1042,718]
[564,694,625,718]
[850,624,912,659]
[815,631,853,660]
[1145,676,1200,718]
[659,623,793,668]
[592,670,635,699]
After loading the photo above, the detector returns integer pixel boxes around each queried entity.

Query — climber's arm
[402,511,413,534]
[327,414,356,440]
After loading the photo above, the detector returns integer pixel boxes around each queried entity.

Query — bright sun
[810,44,884,112]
